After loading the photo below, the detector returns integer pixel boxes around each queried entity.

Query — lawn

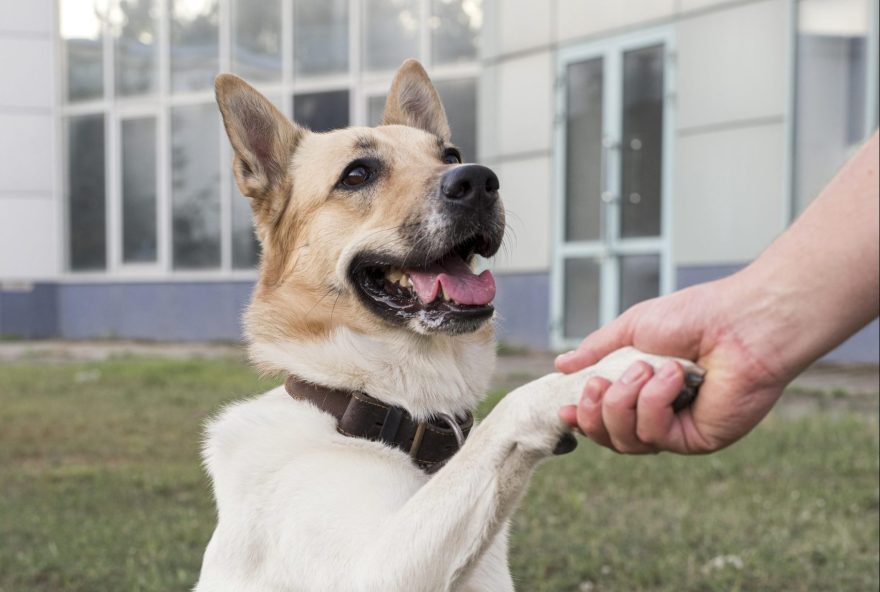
[0,357,877,592]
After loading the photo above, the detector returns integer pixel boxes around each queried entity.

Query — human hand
[554,276,794,454]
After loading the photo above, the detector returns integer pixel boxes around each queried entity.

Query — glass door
[552,28,675,348]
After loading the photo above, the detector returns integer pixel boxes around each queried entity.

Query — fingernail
[621,363,647,385]
[658,361,679,380]
[556,350,575,364]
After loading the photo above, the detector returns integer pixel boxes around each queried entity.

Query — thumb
[555,314,634,374]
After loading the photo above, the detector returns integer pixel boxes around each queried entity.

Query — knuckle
[604,391,632,412]
[635,427,655,444]
[641,383,674,406]
[615,443,640,455]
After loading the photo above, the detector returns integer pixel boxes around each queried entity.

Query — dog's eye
[442,149,462,165]
[342,165,371,187]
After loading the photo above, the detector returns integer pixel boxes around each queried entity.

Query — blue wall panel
[1,268,876,364]
[57,282,254,341]
[0,283,58,338]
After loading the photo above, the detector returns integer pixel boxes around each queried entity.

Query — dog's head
[216,60,504,368]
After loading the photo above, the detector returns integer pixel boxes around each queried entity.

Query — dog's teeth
[441,285,451,302]
[386,269,403,284]
[400,274,410,288]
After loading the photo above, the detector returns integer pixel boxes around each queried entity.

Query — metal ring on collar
[437,413,466,448]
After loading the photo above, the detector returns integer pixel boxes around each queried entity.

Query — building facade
[1,0,878,362]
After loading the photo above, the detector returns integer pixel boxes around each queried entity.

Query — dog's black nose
[440,165,500,206]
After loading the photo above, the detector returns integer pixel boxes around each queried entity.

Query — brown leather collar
[284,376,473,474]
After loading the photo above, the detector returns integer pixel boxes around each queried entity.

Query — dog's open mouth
[351,234,499,333]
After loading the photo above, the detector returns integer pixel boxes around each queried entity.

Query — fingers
[575,378,614,448]
[559,361,685,454]
[635,361,687,449]
[555,315,634,374]
[600,362,657,454]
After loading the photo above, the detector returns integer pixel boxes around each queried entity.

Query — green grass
[1,358,877,592]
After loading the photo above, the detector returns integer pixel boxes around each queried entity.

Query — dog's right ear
[383,59,451,140]
[215,74,303,214]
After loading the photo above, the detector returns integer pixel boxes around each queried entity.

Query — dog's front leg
[352,416,544,592]
[353,347,702,592]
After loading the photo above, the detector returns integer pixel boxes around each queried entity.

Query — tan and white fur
[196,60,700,592]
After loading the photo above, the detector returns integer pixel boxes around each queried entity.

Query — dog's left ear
[382,59,451,141]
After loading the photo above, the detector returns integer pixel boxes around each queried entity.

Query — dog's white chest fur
[195,341,700,591]
[197,387,514,592]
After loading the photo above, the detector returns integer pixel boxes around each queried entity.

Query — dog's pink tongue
[407,256,496,306]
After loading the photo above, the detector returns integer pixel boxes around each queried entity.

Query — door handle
[601,191,619,204]
[599,136,620,243]
[600,137,620,206]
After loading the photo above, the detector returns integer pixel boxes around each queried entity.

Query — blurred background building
[0,0,877,362]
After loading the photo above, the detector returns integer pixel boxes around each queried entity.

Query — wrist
[711,266,806,385]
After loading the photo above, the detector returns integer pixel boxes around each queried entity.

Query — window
[793,0,879,214]
[62,0,106,102]
[170,0,219,93]
[121,117,158,263]
[367,95,387,126]
[293,90,350,132]
[171,104,221,269]
[294,0,349,77]
[232,191,259,269]
[363,0,420,72]
[431,0,481,65]
[61,0,482,276]
[113,0,159,97]
[232,0,282,82]
[67,115,106,270]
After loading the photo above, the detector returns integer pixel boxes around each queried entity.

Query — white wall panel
[0,197,59,278]
[497,51,554,156]
[477,63,499,160]
[0,37,54,109]
[0,1,58,280]
[0,113,54,194]
[492,156,553,272]
[496,0,553,55]
[557,0,676,41]
[674,123,787,264]
[677,0,788,130]
[679,0,747,13]
[0,0,54,34]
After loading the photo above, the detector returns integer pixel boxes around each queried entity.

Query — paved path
[0,340,244,363]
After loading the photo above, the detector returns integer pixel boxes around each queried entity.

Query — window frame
[56,0,481,282]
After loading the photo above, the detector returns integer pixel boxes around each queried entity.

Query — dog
[196,59,702,592]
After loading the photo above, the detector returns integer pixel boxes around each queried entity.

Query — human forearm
[556,132,879,455]
[732,131,879,379]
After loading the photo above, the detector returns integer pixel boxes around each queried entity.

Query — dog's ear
[215,74,303,218]
[382,59,451,140]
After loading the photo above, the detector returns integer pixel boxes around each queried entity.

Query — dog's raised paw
[589,347,706,411]
[671,372,705,412]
